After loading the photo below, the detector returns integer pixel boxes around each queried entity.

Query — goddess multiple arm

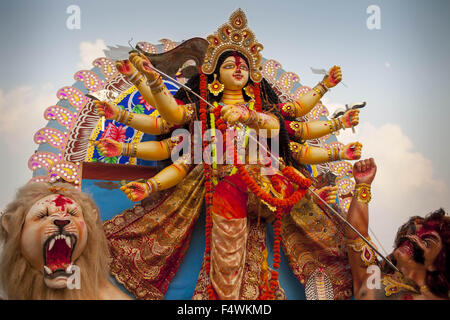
[95,51,362,202]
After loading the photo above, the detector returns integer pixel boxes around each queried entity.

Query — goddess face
[20,194,88,289]
[219,55,250,90]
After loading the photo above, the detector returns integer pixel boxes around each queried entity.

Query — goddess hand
[115,59,136,78]
[95,138,122,157]
[322,65,342,88]
[353,158,377,185]
[95,101,120,120]
[317,185,338,205]
[120,181,150,202]
[129,52,159,82]
[341,109,360,129]
[340,142,362,160]
[221,104,250,125]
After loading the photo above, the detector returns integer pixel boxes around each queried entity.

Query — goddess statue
[96,9,362,300]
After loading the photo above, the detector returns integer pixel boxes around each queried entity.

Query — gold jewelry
[147,177,161,192]
[207,74,224,96]
[243,84,255,99]
[126,112,134,126]
[289,121,304,139]
[147,74,161,87]
[319,81,330,92]
[134,75,145,87]
[289,141,305,161]
[180,103,195,123]
[202,9,263,83]
[243,109,257,125]
[354,183,372,203]
[327,148,332,162]
[128,71,140,82]
[121,143,137,157]
[383,273,419,297]
[420,285,430,294]
[145,180,153,195]
[281,102,297,118]
[116,109,130,124]
[149,76,165,94]
[327,147,340,162]
[346,236,377,267]
[164,135,182,153]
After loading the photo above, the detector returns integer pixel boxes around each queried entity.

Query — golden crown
[201,9,264,83]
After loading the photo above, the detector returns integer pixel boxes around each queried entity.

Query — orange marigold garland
[253,82,262,112]
[199,72,216,300]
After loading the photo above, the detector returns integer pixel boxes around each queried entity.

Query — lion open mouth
[43,233,77,278]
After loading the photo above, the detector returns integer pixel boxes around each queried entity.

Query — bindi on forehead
[232,51,242,67]
[51,194,74,211]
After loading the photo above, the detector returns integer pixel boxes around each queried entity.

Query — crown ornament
[201,9,264,83]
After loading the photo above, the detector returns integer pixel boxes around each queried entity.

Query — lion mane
[0,182,110,299]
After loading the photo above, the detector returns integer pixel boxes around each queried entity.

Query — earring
[207,74,224,96]
[243,84,255,99]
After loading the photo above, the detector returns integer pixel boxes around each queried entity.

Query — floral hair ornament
[201,8,264,83]
[48,186,68,193]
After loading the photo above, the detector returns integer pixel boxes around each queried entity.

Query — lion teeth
[64,236,71,248]
[44,266,53,275]
[49,238,55,251]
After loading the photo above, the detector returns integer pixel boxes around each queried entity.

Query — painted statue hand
[340,142,362,160]
[353,158,377,185]
[115,59,137,78]
[317,185,338,205]
[129,52,159,82]
[95,101,120,120]
[322,65,342,88]
[120,181,150,202]
[220,104,250,126]
[94,138,122,157]
[341,109,360,129]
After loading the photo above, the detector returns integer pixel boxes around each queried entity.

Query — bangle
[128,71,139,82]
[134,75,145,87]
[147,75,161,88]
[313,86,323,96]
[145,180,153,195]
[328,146,340,161]
[345,236,377,266]
[147,177,161,192]
[354,183,372,203]
[125,112,134,126]
[180,104,195,123]
[122,143,137,157]
[319,81,330,92]
[243,109,257,125]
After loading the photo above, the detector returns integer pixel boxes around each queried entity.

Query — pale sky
[0,0,449,252]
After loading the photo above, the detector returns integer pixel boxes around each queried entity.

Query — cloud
[0,84,57,211]
[321,97,449,251]
[77,39,107,70]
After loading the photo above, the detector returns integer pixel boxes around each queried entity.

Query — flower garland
[199,72,216,300]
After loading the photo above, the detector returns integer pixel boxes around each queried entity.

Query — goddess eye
[223,64,235,69]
